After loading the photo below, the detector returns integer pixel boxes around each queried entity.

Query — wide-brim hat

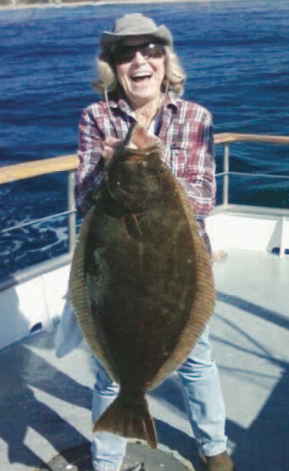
[100,13,173,53]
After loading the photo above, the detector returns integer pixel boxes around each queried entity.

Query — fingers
[102,146,114,161]
[102,138,122,162]
[104,137,122,148]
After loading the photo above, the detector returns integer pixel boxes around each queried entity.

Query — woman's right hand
[102,137,123,163]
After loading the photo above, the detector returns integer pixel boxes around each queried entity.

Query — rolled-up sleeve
[75,106,105,215]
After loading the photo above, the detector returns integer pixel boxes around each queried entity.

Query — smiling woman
[114,37,166,125]
[95,15,186,110]
[55,12,236,471]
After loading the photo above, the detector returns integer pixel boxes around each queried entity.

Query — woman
[57,13,236,471]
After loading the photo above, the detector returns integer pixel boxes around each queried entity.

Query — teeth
[131,73,152,79]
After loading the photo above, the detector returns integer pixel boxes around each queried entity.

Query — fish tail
[92,393,157,449]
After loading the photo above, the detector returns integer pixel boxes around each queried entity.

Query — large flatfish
[69,123,215,449]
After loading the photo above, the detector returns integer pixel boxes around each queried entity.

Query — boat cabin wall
[0,265,69,351]
[207,210,289,257]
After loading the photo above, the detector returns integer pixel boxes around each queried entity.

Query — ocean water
[0,0,289,278]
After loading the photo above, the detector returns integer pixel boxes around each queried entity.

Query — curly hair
[93,46,186,98]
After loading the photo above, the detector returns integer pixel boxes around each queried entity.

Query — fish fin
[93,393,157,449]
[150,182,215,389]
[69,205,119,382]
[125,213,142,242]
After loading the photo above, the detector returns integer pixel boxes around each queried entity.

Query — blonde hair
[93,46,186,97]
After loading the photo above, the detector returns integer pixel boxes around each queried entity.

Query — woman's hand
[102,137,123,163]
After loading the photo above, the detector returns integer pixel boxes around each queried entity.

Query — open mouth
[131,73,152,83]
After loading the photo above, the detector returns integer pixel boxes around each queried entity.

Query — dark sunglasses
[111,42,166,65]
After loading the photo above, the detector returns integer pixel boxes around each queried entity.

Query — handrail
[214,132,289,145]
[216,171,289,179]
[213,133,289,206]
[0,154,79,185]
[0,133,289,185]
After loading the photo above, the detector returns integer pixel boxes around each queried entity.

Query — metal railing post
[223,144,229,205]
[68,171,76,254]
[280,216,286,258]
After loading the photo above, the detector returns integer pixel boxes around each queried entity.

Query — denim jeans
[91,325,227,471]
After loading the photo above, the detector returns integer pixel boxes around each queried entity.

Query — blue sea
[0,0,289,279]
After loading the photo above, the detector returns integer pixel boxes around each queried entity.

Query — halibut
[69,123,215,449]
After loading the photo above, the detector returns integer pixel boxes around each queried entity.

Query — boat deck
[1,248,289,471]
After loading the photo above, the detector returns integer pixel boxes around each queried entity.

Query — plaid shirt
[76,92,216,252]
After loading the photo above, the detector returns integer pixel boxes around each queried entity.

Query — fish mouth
[112,180,148,206]
[113,182,136,200]
[115,182,130,195]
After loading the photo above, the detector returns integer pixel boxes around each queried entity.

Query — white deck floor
[1,249,289,471]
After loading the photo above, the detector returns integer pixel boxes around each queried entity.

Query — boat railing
[0,132,289,289]
[214,132,289,207]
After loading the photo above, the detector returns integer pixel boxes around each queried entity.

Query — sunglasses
[111,42,166,65]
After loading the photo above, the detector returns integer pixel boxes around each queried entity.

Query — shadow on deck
[1,249,289,470]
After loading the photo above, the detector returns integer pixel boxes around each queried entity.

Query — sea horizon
[0,0,276,12]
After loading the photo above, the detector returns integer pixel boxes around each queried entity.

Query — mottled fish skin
[69,123,215,449]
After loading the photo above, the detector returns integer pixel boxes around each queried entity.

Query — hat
[100,13,173,53]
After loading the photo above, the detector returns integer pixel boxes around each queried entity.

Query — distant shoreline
[0,0,257,12]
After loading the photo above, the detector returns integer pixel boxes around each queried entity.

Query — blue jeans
[91,325,227,471]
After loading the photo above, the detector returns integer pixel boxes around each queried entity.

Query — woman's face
[114,36,166,108]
